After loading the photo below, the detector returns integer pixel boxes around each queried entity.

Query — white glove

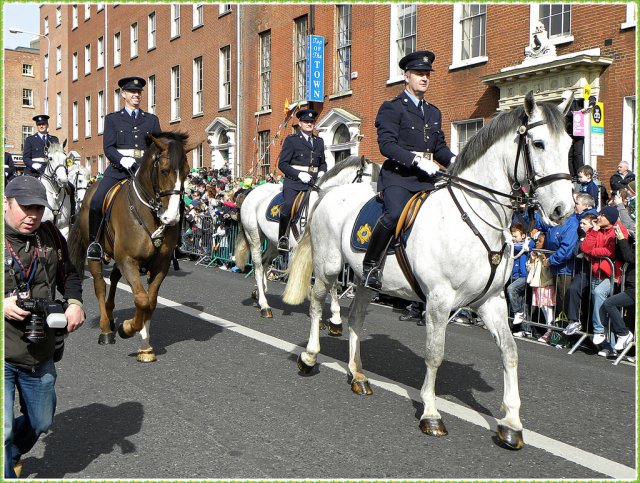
[449,156,456,165]
[416,157,439,176]
[298,172,312,184]
[31,162,42,170]
[317,171,325,179]
[120,156,136,169]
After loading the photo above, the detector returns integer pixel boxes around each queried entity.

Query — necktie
[418,100,424,119]
[131,110,137,121]
[309,136,314,149]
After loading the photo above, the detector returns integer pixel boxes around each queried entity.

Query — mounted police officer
[277,108,327,252]
[362,50,456,290]
[22,114,60,178]
[86,76,162,260]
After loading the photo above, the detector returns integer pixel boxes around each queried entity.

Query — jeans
[602,291,634,337]
[4,359,57,478]
[506,277,527,314]
[591,278,611,334]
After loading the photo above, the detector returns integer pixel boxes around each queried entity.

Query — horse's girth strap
[102,179,128,215]
[395,243,426,302]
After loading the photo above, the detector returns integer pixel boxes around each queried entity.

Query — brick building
[4,42,41,163]
[35,3,636,184]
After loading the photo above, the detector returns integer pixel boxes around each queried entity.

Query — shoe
[513,331,525,338]
[512,312,524,325]
[592,333,606,345]
[278,237,289,252]
[597,348,618,359]
[86,241,104,260]
[614,332,634,351]
[563,321,582,335]
[13,460,22,478]
[538,329,553,343]
[399,313,419,321]
[416,318,425,326]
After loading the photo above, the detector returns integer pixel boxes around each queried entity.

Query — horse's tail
[67,217,87,275]
[282,227,314,305]
[234,221,250,270]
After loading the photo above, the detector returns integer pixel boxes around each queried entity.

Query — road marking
[108,280,636,479]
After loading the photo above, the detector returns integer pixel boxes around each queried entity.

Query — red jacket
[580,222,629,282]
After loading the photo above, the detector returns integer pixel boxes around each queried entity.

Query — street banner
[572,111,585,137]
[306,35,324,102]
[591,101,604,156]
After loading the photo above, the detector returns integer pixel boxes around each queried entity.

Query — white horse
[235,155,380,322]
[283,91,575,450]
[40,140,73,238]
[68,163,91,221]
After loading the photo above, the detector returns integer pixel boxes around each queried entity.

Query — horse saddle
[265,190,308,223]
[350,192,430,252]
[101,179,129,219]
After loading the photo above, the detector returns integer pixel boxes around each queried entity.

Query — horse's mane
[46,141,65,155]
[143,131,189,171]
[450,102,566,177]
[318,155,380,187]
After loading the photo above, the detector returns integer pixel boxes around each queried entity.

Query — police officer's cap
[5,175,51,209]
[399,50,435,72]
[118,76,146,91]
[296,109,319,122]
[32,114,50,124]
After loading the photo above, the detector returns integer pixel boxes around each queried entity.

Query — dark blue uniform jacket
[278,133,327,191]
[23,133,60,177]
[102,108,161,180]
[376,91,454,192]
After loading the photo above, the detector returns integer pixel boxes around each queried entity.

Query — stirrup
[362,266,383,290]
[278,236,289,252]
[87,241,104,261]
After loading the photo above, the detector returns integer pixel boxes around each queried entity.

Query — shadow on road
[22,401,143,478]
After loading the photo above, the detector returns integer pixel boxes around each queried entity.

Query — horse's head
[69,164,91,203]
[141,131,194,226]
[520,90,574,225]
[44,140,70,186]
[317,155,380,190]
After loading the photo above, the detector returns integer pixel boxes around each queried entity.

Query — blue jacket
[511,239,535,279]
[537,208,598,276]
[580,180,599,208]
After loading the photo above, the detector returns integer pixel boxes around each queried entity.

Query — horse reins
[40,159,70,223]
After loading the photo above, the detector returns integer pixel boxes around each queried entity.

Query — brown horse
[69,131,194,362]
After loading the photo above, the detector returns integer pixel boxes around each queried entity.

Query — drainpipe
[235,5,242,177]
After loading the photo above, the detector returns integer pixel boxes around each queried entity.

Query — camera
[16,298,67,351]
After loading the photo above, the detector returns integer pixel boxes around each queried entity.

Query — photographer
[4,176,85,479]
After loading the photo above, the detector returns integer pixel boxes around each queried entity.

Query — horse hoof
[117,323,134,339]
[497,425,524,450]
[251,289,258,300]
[326,321,343,337]
[419,418,448,436]
[98,332,116,345]
[296,354,315,374]
[260,308,273,318]
[351,380,373,396]
[137,348,157,363]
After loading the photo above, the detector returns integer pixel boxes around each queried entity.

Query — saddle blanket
[350,196,414,252]
[265,191,304,223]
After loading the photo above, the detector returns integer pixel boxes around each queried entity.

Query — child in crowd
[526,232,556,342]
[506,224,534,337]
[577,165,600,209]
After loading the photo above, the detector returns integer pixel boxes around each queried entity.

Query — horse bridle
[129,152,184,216]
[39,154,71,221]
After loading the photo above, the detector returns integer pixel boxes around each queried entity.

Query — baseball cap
[5,176,51,208]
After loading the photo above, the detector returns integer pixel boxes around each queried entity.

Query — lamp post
[10,28,50,116]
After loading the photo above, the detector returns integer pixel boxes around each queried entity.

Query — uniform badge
[271,205,281,217]
[423,56,429,63]
[357,223,372,244]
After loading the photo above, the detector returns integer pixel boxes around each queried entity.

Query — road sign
[582,83,591,100]
[591,101,604,156]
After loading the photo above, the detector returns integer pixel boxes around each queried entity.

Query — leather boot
[278,213,291,252]
[86,208,104,260]
[362,222,395,290]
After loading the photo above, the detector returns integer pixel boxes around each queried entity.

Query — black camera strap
[5,234,55,300]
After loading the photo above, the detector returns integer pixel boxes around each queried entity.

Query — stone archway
[315,108,362,170]
[205,117,237,174]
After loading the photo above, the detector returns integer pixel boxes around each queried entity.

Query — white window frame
[451,118,483,155]
[130,22,138,58]
[84,44,91,75]
[171,65,181,121]
[171,4,181,39]
[336,5,352,93]
[148,12,156,50]
[22,89,33,107]
[22,126,35,147]
[97,4,104,13]
[72,52,79,80]
[114,32,121,66]
[72,5,78,29]
[84,96,91,138]
[114,88,121,111]
[388,3,416,83]
[72,101,79,141]
[193,57,204,115]
[98,154,105,173]
[43,55,49,80]
[294,16,308,102]
[56,46,62,73]
[44,17,49,36]
[85,4,91,21]
[97,37,104,69]
[219,46,231,108]
[450,4,488,70]
[259,30,271,111]
[148,75,156,114]
[529,4,574,46]
[193,143,203,169]
[22,63,34,76]
[621,96,636,170]
[97,90,105,134]
[621,3,637,30]
[193,4,204,28]
[258,130,271,177]
[56,92,62,128]
[56,6,62,27]
[219,4,231,16]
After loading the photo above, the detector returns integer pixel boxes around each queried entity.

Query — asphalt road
[16,259,637,479]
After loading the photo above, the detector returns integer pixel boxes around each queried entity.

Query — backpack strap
[41,220,66,289]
